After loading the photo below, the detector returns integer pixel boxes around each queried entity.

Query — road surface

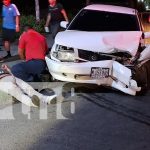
[0,82,150,150]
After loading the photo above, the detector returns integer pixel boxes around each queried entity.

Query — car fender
[139,45,150,61]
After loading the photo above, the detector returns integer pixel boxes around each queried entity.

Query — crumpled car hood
[55,30,142,56]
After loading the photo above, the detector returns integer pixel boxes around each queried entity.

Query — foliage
[20,15,45,33]
[0,15,45,37]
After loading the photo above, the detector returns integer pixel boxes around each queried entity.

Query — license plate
[90,67,109,79]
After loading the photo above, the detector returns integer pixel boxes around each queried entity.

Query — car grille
[78,49,113,61]
[78,49,132,61]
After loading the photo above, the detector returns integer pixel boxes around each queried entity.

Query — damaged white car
[45,4,150,95]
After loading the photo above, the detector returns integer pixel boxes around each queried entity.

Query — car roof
[84,4,137,15]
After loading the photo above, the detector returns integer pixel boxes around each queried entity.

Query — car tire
[39,88,55,96]
[133,60,150,95]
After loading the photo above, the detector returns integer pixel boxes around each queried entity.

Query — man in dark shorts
[1,0,20,59]
[2,28,16,43]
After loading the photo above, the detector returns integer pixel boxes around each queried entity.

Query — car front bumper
[45,56,141,95]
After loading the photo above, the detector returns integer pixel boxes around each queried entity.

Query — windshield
[68,9,141,31]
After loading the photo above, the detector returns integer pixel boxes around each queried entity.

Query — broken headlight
[52,45,75,62]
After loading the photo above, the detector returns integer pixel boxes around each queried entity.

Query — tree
[144,0,150,9]
[35,0,40,22]
[86,0,90,5]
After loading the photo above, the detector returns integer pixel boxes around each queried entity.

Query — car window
[68,9,140,31]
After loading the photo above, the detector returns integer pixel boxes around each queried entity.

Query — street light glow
[138,0,144,2]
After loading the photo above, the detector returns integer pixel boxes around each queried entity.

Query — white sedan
[45,4,150,95]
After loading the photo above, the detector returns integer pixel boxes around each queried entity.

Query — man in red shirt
[11,25,48,82]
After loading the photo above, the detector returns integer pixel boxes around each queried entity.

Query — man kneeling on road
[11,24,48,82]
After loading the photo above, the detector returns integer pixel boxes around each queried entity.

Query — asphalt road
[1,82,150,150]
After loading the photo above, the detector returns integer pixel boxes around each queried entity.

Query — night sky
[0,0,86,16]
[0,0,137,17]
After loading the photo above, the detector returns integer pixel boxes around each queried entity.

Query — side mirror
[143,32,150,39]
[60,21,69,29]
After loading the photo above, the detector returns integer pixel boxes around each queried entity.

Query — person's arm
[18,48,25,60]
[42,36,49,54]
[12,4,20,32]
[16,15,20,32]
[18,34,26,60]
[61,9,69,22]
[45,40,49,54]
[1,64,10,72]
[45,13,51,27]
[45,40,48,52]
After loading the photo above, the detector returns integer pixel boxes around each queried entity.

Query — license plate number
[91,67,109,79]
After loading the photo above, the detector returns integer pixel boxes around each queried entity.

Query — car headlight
[52,45,75,62]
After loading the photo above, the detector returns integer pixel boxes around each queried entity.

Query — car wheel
[39,88,55,96]
[133,61,150,95]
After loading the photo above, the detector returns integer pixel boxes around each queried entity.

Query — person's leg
[11,60,46,82]
[15,77,56,105]
[4,41,10,52]
[0,76,37,107]
[51,22,60,39]
[2,28,16,58]
[2,28,11,57]
[25,60,46,81]
[11,62,33,82]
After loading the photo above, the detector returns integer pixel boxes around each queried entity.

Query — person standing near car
[45,0,69,38]
[11,24,48,82]
[1,0,20,59]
